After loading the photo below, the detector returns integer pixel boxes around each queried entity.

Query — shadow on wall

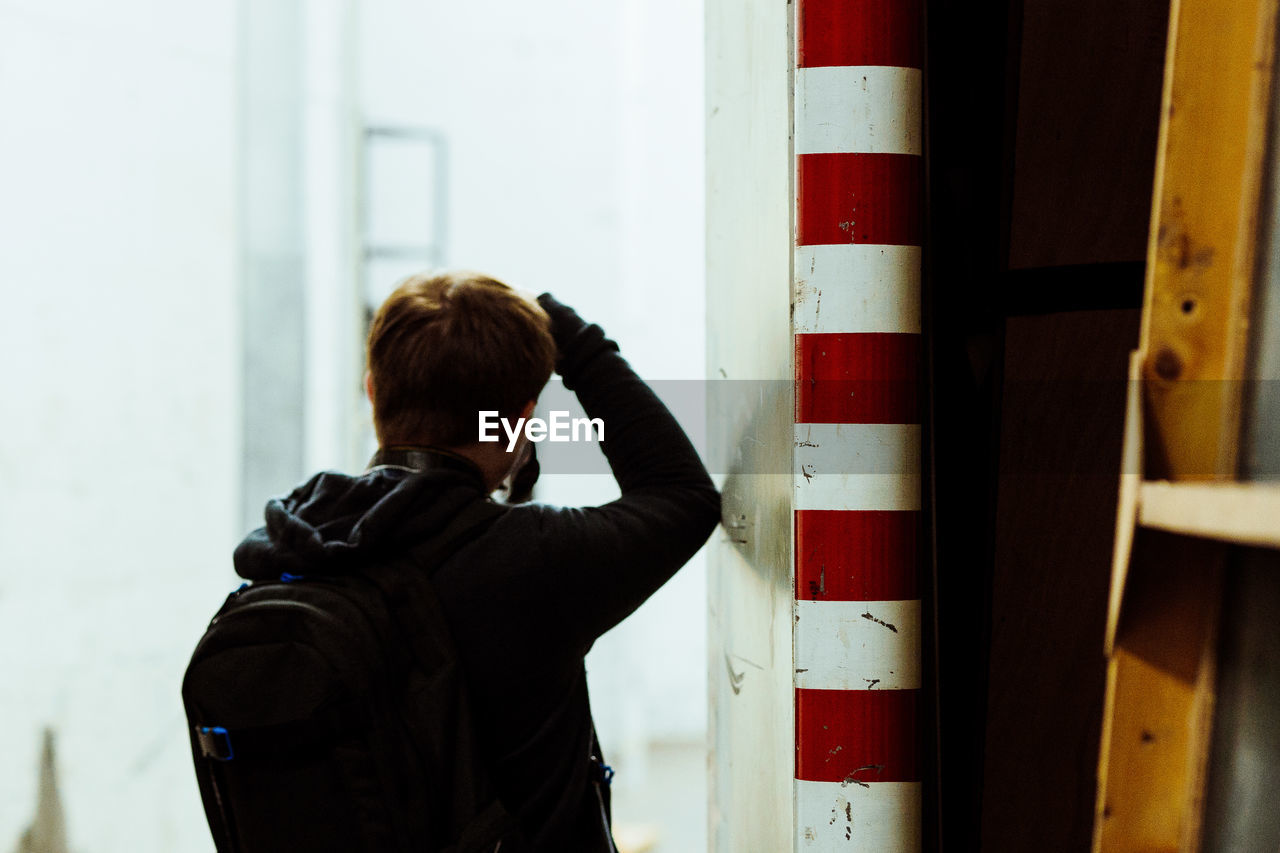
[12,728,69,853]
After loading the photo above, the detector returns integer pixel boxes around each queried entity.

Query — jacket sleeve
[527,293,721,650]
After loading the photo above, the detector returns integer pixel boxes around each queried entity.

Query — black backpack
[182,498,518,852]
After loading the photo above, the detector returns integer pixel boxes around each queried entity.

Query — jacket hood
[234,461,487,582]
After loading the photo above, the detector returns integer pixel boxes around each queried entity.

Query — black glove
[536,293,619,388]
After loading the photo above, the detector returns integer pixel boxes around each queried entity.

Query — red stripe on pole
[795,688,920,783]
[798,0,924,69]
[795,510,919,601]
[797,153,922,247]
[795,332,921,423]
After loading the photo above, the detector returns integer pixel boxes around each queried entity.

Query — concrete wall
[705,0,796,849]
[0,2,239,850]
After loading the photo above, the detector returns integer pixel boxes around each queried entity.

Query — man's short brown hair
[366,270,555,447]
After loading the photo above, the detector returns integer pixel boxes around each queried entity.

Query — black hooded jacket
[232,295,721,850]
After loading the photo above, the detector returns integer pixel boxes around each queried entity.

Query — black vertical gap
[920,28,942,849]
[923,0,1021,847]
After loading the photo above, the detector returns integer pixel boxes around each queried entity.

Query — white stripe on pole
[794,65,923,156]
[795,780,923,850]
[794,599,922,690]
[794,473,921,511]
[794,244,922,334]
[794,424,921,470]
[794,422,921,510]
[793,423,921,513]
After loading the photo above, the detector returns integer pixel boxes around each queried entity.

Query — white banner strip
[796,780,923,850]
[794,599,921,691]
[795,65,923,156]
[794,244,922,334]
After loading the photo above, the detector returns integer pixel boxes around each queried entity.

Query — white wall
[301,0,362,477]
[0,2,240,850]
[357,0,709,762]
[0,2,706,849]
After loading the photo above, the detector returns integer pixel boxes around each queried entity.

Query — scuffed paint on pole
[792,0,924,848]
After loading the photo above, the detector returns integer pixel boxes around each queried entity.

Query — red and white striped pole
[792,0,923,848]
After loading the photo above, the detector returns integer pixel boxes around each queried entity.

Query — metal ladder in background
[358,124,449,315]
[353,124,449,459]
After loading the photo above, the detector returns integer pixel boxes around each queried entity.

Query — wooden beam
[1138,0,1278,480]
[1096,0,1279,848]
[1095,533,1223,852]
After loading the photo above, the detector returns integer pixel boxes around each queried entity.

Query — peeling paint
[841,763,886,788]
[860,610,899,633]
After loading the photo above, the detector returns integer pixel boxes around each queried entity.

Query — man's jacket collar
[369,446,487,487]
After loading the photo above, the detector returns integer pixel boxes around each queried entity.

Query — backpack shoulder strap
[361,496,508,667]
[360,498,520,851]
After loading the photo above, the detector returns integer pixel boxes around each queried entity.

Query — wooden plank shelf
[1138,481,1280,550]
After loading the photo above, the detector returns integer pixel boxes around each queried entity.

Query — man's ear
[520,400,536,420]
[364,371,375,404]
